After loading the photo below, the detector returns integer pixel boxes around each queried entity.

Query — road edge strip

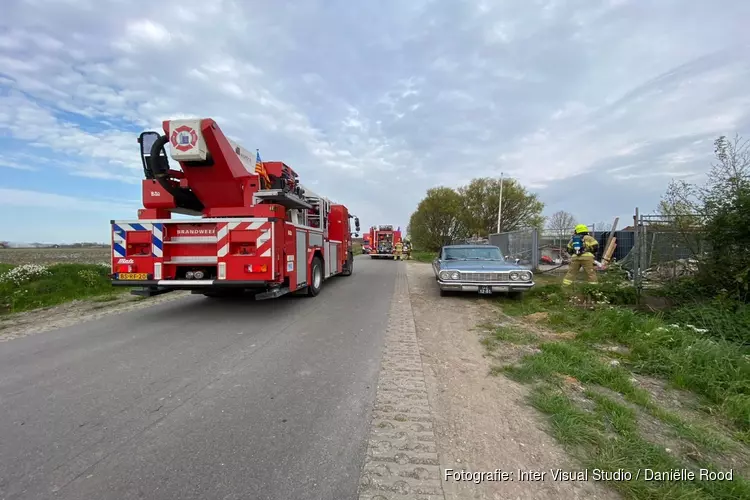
[357,263,446,500]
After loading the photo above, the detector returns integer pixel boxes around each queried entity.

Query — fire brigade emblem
[170,125,198,152]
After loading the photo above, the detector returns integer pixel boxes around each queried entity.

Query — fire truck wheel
[307,256,323,296]
[342,252,353,276]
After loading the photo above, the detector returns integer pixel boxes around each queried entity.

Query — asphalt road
[0,256,396,500]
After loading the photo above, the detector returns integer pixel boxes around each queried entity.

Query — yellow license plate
[118,273,148,280]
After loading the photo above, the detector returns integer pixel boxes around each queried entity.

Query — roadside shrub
[78,269,101,288]
[579,281,638,306]
[699,185,750,303]
[657,277,715,304]
[0,264,51,285]
[526,283,566,304]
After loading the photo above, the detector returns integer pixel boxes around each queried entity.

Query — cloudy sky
[1,0,749,243]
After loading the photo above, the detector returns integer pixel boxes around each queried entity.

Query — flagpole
[496,172,504,233]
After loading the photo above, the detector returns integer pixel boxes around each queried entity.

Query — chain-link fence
[489,226,634,274]
[486,212,705,290]
[489,229,538,270]
[628,213,707,289]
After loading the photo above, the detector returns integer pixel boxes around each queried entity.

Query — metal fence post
[531,228,540,271]
[633,207,641,296]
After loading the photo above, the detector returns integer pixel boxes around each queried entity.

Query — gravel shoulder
[406,262,618,500]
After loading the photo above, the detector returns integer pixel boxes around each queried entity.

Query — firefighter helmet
[574,224,589,234]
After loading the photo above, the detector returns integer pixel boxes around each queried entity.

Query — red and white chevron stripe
[217,220,272,257]
[256,224,272,257]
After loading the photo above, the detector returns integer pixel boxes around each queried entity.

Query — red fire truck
[367,225,402,259]
[110,118,360,299]
[362,234,371,254]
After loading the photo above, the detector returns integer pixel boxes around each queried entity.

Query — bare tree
[546,210,576,242]
[594,221,613,232]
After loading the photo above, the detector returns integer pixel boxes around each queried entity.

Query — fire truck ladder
[254,189,312,210]
[305,195,332,230]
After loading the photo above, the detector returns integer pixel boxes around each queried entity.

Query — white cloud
[0,158,36,171]
[0,187,136,212]
[0,0,749,241]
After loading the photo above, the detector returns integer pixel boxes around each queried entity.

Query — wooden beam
[602,237,617,265]
[602,217,619,251]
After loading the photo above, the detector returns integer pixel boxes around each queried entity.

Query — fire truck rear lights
[116,265,133,273]
[246,264,268,273]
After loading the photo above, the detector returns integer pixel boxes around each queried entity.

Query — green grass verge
[531,386,750,500]
[410,251,437,263]
[494,280,750,432]
[480,324,538,348]
[0,263,123,315]
[488,275,750,498]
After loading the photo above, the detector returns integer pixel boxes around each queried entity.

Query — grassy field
[481,271,750,499]
[0,247,110,266]
[0,248,121,315]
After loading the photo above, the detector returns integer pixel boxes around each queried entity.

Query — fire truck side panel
[326,242,337,277]
[272,220,284,282]
[326,205,347,247]
[295,229,307,288]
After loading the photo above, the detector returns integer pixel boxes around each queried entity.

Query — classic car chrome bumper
[437,280,535,292]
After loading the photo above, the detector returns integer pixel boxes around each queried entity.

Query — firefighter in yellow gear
[403,240,411,260]
[562,224,599,286]
[394,241,404,260]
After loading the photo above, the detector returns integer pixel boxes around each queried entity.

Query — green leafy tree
[457,177,545,236]
[701,135,750,300]
[661,134,750,301]
[408,187,468,251]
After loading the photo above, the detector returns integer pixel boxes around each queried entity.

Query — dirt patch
[525,312,549,323]
[406,262,617,500]
[0,291,190,342]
